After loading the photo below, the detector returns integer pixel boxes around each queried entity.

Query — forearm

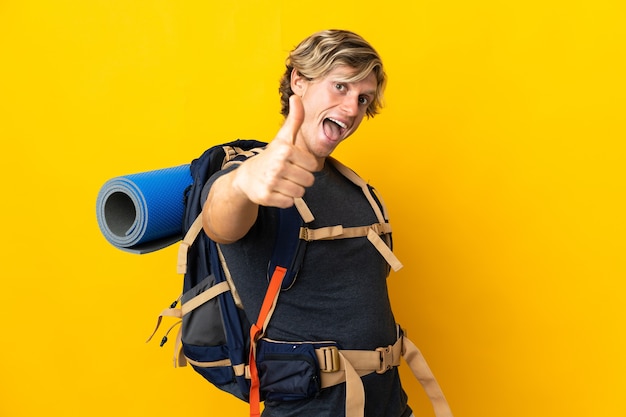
[202,170,259,244]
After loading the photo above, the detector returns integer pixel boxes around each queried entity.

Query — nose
[341,94,359,116]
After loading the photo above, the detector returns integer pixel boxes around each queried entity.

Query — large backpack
[147,139,268,399]
[147,140,454,417]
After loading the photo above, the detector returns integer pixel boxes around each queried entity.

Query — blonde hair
[279,30,386,118]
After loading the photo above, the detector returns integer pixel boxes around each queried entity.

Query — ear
[290,68,307,97]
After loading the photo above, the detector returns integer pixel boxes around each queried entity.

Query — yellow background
[1,1,624,416]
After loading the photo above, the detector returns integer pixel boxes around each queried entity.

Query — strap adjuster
[370,223,385,235]
[319,346,340,372]
[376,345,394,374]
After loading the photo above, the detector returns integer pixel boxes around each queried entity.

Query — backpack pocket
[181,275,247,399]
[256,339,337,402]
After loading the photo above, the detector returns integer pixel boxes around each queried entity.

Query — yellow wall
[1,1,624,416]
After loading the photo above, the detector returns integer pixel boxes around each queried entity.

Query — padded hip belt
[254,332,452,417]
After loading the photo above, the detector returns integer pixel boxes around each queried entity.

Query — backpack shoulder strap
[268,205,307,290]
[247,206,309,417]
[327,157,388,223]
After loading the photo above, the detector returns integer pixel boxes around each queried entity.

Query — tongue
[323,119,341,141]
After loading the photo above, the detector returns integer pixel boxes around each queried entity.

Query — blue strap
[268,205,307,290]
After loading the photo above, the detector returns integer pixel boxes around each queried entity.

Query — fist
[233,95,318,208]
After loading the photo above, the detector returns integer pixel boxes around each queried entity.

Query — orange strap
[248,266,288,417]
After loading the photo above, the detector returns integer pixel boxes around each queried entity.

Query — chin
[319,137,344,153]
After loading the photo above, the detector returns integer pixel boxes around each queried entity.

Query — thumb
[275,94,304,145]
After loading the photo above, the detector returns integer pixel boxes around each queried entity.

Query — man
[202,29,412,417]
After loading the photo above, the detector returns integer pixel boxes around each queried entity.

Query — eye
[334,83,346,92]
[358,96,370,106]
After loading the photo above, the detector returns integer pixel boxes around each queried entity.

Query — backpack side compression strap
[176,214,203,274]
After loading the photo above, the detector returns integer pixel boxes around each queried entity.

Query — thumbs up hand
[232,95,318,209]
[203,95,318,243]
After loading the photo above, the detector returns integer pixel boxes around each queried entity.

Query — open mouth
[323,117,347,141]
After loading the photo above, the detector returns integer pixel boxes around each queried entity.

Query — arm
[201,169,260,244]
[202,95,317,244]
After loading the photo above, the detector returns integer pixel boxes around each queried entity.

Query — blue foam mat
[96,164,193,254]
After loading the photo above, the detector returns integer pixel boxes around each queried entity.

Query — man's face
[292,66,378,167]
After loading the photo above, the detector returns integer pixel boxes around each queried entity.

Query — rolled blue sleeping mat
[96,165,193,254]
